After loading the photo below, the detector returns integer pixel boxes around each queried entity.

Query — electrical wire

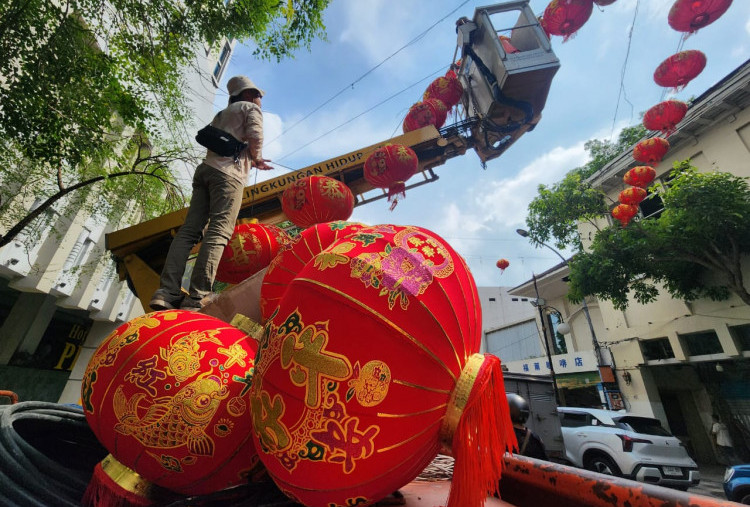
[264,0,473,148]
[610,0,640,139]
[276,65,448,162]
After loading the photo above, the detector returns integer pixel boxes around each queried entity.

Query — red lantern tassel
[445,354,517,507]
[83,455,173,507]
[387,182,407,211]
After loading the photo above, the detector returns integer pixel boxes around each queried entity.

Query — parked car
[724,464,750,504]
[557,407,699,490]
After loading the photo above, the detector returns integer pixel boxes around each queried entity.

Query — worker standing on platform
[150,75,272,311]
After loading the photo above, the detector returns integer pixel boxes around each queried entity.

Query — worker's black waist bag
[195,124,247,160]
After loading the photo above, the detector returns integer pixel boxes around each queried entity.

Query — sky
[214,0,750,288]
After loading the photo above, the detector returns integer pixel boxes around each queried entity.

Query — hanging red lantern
[496,258,510,273]
[542,0,594,42]
[423,73,464,109]
[653,50,707,91]
[260,221,369,323]
[250,224,515,507]
[633,138,670,165]
[281,175,355,229]
[403,98,448,133]
[668,0,732,34]
[623,166,657,188]
[618,187,648,205]
[642,100,688,136]
[216,221,289,284]
[611,204,639,226]
[363,144,419,209]
[81,310,260,503]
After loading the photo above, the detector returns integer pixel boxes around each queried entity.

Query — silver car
[558,407,700,490]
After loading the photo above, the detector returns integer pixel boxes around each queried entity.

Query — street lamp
[515,228,604,365]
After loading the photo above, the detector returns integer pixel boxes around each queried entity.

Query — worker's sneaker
[149,290,183,311]
[179,296,204,311]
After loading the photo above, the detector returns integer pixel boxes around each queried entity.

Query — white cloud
[746,16,750,36]
[339,1,414,65]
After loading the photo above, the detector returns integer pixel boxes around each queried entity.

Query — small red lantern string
[618,187,648,205]
[633,138,670,166]
[612,203,639,226]
[623,166,657,188]
[653,50,707,91]
[642,100,688,137]
[496,258,510,274]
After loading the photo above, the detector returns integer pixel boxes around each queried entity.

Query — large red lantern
[250,224,515,507]
[541,0,594,42]
[653,50,707,91]
[216,221,289,284]
[642,100,688,136]
[623,166,657,188]
[618,187,648,205]
[260,221,369,323]
[423,74,463,109]
[668,0,732,34]
[403,99,448,133]
[81,311,260,502]
[363,144,419,208]
[611,204,638,226]
[496,258,510,273]
[281,176,355,229]
[633,138,670,165]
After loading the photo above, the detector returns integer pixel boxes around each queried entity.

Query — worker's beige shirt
[203,101,263,184]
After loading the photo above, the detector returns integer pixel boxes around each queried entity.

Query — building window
[680,330,723,356]
[547,312,567,355]
[640,337,675,361]
[213,42,231,82]
[486,320,542,362]
[730,324,750,351]
[489,297,496,302]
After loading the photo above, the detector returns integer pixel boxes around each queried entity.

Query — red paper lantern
[281,175,355,229]
[618,187,648,205]
[403,99,448,133]
[542,0,594,41]
[250,224,515,507]
[633,138,670,165]
[81,311,260,500]
[623,166,657,188]
[668,0,732,34]
[363,144,419,208]
[653,50,707,91]
[260,221,369,323]
[642,100,688,136]
[216,222,289,284]
[423,74,463,109]
[612,204,639,226]
[496,258,510,274]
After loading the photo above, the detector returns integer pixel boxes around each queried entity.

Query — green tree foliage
[568,163,750,309]
[0,0,330,247]
[525,125,647,250]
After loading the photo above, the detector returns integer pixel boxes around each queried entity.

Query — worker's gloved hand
[253,158,273,170]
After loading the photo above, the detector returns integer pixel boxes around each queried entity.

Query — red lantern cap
[623,166,657,188]
[403,99,448,133]
[281,175,355,229]
[633,138,670,165]
[642,100,688,137]
[653,50,707,91]
[618,186,648,205]
[612,204,639,226]
[668,0,732,34]
[542,0,594,42]
[364,144,419,209]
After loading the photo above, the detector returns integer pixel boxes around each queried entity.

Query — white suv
[558,407,700,490]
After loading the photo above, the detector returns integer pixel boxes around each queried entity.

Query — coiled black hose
[0,402,300,507]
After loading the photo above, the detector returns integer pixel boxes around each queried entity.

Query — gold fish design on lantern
[160,329,222,382]
[113,374,229,456]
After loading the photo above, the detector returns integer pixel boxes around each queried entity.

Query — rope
[610,0,640,139]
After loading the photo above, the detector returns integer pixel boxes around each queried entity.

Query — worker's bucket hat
[227,76,265,101]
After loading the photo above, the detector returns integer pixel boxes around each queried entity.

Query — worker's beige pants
[159,163,244,301]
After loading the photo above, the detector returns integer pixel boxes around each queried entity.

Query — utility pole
[532,273,561,405]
